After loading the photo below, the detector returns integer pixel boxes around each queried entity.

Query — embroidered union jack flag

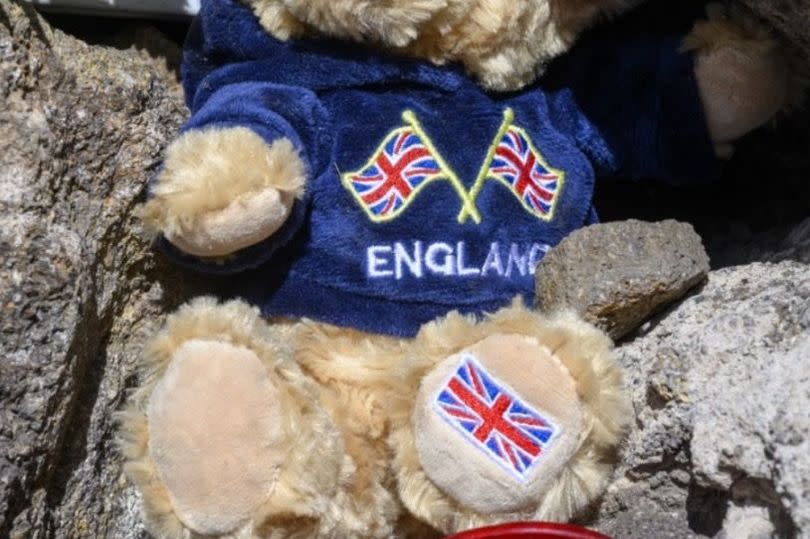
[343,127,442,221]
[435,355,559,481]
[488,126,563,220]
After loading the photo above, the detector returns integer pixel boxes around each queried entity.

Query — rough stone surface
[535,220,710,340]
[702,216,810,269]
[591,261,810,539]
[0,1,210,537]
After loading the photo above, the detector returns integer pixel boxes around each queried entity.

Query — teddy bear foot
[146,337,285,536]
[414,333,584,509]
[141,127,306,257]
[118,298,344,539]
[390,302,630,534]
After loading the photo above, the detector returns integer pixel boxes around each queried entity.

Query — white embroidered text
[366,241,550,279]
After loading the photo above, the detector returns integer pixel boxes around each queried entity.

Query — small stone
[534,220,710,340]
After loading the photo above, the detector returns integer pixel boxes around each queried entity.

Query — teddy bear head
[246,0,644,90]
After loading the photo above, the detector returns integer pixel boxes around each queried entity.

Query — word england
[366,241,551,280]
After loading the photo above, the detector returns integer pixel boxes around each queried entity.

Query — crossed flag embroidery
[341,109,565,224]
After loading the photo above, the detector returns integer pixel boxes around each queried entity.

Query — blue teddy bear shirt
[161,0,718,337]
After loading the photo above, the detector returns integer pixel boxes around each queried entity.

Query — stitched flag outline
[341,109,564,224]
[434,354,561,482]
[341,111,481,224]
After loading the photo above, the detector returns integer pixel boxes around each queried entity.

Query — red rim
[444,522,612,539]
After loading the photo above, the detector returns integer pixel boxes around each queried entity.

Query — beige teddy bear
[118,1,792,537]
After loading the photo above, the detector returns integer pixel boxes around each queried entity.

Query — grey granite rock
[592,261,810,538]
[0,1,207,537]
[535,220,710,340]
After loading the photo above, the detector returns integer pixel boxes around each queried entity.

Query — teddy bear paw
[145,338,285,535]
[389,303,630,534]
[685,3,793,155]
[141,127,306,257]
[119,299,343,539]
[413,334,584,513]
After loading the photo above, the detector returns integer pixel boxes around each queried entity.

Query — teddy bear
[117,0,792,538]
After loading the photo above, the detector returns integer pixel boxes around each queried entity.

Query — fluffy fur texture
[282,321,407,538]
[247,0,643,91]
[387,299,630,534]
[119,298,629,538]
[118,299,360,539]
[142,128,306,256]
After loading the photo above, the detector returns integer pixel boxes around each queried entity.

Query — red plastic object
[444,522,613,539]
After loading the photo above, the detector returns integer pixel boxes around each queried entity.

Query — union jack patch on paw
[434,355,560,481]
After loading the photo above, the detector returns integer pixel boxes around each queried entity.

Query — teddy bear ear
[388,301,630,534]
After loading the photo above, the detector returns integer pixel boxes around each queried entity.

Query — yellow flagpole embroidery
[460,107,565,223]
[401,111,482,224]
[457,108,515,224]
[341,110,482,224]
[341,108,563,225]
[486,123,566,222]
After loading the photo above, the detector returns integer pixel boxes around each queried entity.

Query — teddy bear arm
[686,4,792,157]
[549,3,789,185]
[142,83,326,262]
[544,20,719,185]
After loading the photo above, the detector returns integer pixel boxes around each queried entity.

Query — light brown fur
[683,3,799,156]
[143,2,795,255]
[121,2,796,537]
[247,0,642,91]
[388,299,629,532]
[120,298,630,538]
[142,128,306,241]
[118,299,388,539]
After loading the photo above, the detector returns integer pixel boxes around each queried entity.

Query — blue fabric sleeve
[157,80,331,274]
[155,6,333,275]
[542,0,720,185]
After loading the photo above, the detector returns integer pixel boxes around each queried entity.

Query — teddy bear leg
[685,3,792,157]
[118,298,344,539]
[141,127,306,257]
[389,301,630,534]
[289,323,410,538]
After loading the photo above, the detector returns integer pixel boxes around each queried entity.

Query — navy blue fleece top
[160,0,718,336]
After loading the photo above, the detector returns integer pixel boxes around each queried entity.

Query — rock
[766,216,810,264]
[0,1,214,537]
[703,216,810,268]
[534,220,710,340]
[592,261,810,538]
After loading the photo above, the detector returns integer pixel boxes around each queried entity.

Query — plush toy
[118,1,791,538]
